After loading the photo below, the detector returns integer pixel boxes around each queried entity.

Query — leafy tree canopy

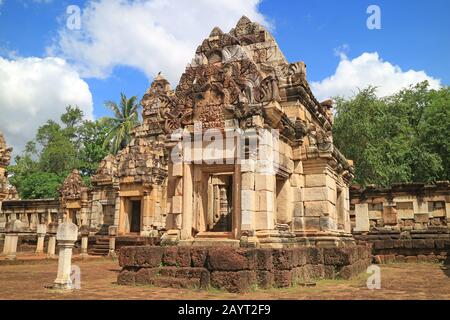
[103,93,140,155]
[333,81,450,187]
[8,106,115,199]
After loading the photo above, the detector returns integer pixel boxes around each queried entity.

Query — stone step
[195,231,234,239]
[93,244,109,249]
[90,250,109,256]
[90,252,108,256]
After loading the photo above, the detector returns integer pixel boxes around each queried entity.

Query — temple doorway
[207,174,233,232]
[130,200,141,233]
[69,209,79,226]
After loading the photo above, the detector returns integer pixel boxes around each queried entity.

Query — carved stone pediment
[60,169,86,201]
[166,45,286,132]
[141,73,174,135]
[6,186,19,200]
[92,154,117,184]
[116,137,167,186]
[0,132,12,168]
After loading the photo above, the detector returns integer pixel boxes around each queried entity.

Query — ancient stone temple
[0,131,12,212]
[351,182,450,262]
[91,16,355,248]
[0,17,356,250]
[59,169,90,226]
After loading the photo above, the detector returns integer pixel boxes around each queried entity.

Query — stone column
[79,225,90,258]
[181,163,193,240]
[54,222,78,290]
[35,224,47,254]
[46,222,58,258]
[240,156,260,247]
[354,203,370,232]
[2,220,24,260]
[108,225,117,258]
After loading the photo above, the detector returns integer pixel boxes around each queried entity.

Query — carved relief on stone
[6,186,20,200]
[229,16,266,45]
[116,137,167,186]
[0,175,8,196]
[59,169,86,201]
[317,130,333,152]
[0,131,12,168]
[307,124,318,147]
[321,99,334,124]
[166,57,263,131]
[141,73,174,134]
[92,154,117,184]
[282,62,307,85]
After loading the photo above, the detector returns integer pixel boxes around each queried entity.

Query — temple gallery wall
[0,16,448,291]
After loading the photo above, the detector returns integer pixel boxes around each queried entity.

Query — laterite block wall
[117,245,372,292]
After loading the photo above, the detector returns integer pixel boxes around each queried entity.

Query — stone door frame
[182,163,241,240]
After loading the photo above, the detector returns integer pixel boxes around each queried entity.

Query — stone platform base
[354,231,450,264]
[117,245,372,292]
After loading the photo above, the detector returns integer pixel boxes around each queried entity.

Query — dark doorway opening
[70,209,78,226]
[130,200,141,233]
[209,174,233,232]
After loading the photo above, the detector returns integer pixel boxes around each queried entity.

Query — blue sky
[0,0,449,156]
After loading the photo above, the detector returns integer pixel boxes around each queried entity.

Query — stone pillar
[108,225,117,258]
[446,202,450,228]
[302,160,338,234]
[54,222,78,290]
[240,164,256,232]
[35,224,47,254]
[46,222,58,258]
[113,189,120,227]
[254,130,276,233]
[181,163,193,240]
[354,203,370,232]
[2,220,24,260]
[79,225,90,257]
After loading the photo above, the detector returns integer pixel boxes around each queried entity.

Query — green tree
[8,106,113,199]
[333,81,449,186]
[78,117,113,178]
[18,172,64,199]
[417,87,450,180]
[103,93,140,154]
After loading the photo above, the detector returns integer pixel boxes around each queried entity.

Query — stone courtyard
[0,258,448,300]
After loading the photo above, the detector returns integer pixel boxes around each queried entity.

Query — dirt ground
[0,258,449,300]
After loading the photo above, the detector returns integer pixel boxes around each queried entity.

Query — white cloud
[0,56,93,159]
[47,0,268,84]
[311,52,442,101]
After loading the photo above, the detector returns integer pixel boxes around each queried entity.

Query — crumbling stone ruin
[0,131,12,212]
[59,169,90,227]
[351,182,450,263]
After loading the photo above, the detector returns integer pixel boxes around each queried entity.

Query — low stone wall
[0,234,86,255]
[354,230,450,264]
[117,245,372,292]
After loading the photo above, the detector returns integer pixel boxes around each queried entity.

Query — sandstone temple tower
[0,17,356,250]
[0,132,12,212]
[90,16,355,248]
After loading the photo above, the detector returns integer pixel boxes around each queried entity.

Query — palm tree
[103,93,139,154]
